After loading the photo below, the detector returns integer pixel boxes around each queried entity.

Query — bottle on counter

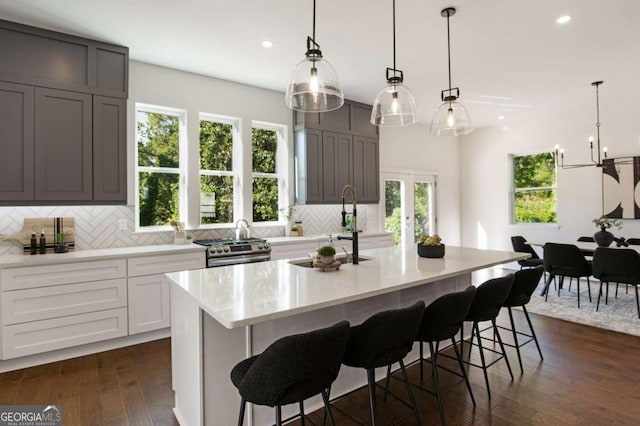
[295,220,303,236]
[30,232,37,255]
[39,229,46,254]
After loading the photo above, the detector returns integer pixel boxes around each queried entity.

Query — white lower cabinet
[126,251,205,335]
[128,274,170,334]
[2,308,127,359]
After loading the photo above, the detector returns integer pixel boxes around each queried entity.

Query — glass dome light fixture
[370,0,417,127]
[285,0,344,112]
[430,7,473,137]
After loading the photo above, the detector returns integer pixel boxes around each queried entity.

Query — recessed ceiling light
[556,15,572,24]
[261,40,273,48]
[498,116,505,120]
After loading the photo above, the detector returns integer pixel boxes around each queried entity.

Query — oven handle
[207,253,271,267]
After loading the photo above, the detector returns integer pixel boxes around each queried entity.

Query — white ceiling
[1,0,638,129]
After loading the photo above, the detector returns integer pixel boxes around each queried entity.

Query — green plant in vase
[417,234,445,258]
[316,245,336,264]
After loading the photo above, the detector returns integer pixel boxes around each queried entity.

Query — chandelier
[555,81,634,169]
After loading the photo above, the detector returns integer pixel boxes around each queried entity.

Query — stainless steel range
[194,238,271,268]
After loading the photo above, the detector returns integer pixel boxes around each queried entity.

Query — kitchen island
[166,245,527,426]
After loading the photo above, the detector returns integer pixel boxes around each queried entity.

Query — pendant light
[430,7,472,137]
[285,0,344,112]
[370,0,417,127]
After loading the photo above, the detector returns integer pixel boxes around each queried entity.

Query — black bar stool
[230,321,350,426]
[339,301,425,425]
[461,275,515,399]
[410,286,477,426]
[496,266,545,374]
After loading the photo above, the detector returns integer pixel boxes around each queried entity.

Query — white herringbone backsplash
[0,204,380,255]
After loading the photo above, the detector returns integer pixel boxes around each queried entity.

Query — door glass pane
[385,180,402,245]
[414,181,431,241]
[200,175,234,224]
[138,172,179,227]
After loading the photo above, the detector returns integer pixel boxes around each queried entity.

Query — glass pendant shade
[429,101,473,137]
[285,56,344,112]
[371,82,417,126]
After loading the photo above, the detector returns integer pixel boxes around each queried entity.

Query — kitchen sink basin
[289,255,372,268]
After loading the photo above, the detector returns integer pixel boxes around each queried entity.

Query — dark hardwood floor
[1,312,640,425]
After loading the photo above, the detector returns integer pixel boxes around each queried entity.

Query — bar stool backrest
[504,266,544,307]
[417,286,476,342]
[466,275,515,322]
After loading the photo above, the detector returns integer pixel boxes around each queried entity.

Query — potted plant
[417,234,445,258]
[316,245,337,264]
[592,215,622,247]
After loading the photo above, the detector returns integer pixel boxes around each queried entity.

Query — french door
[382,171,436,248]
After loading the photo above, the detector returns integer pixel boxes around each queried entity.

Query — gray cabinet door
[353,136,380,203]
[0,82,34,201]
[93,96,126,202]
[322,132,352,202]
[34,88,92,201]
[298,128,323,203]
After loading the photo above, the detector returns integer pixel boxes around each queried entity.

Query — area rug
[473,267,640,337]
[527,278,640,337]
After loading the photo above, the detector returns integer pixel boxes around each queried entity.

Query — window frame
[198,113,241,228]
[134,103,188,232]
[251,121,287,225]
[509,151,558,225]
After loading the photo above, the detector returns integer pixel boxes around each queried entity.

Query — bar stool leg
[419,341,425,383]
[492,319,514,380]
[237,399,246,426]
[399,359,422,425]
[451,336,475,406]
[428,342,445,426]
[276,406,282,426]
[383,363,392,401]
[473,322,492,399]
[321,390,337,426]
[299,401,305,426]
[507,307,524,374]
[522,306,543,361]
[367,368,377,426]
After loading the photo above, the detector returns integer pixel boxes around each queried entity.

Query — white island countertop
[166,245,528,329]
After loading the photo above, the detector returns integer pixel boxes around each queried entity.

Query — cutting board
[0,217,75,254]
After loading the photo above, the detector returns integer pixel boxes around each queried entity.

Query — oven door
[207,253,271,268]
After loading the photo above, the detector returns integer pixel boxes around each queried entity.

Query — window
[251,124,283,223]
[199,116,237,225]
[135,105,186,229]
[512,152,557,223]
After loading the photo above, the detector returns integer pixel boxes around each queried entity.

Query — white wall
[460,83,640,251]
[379,125,461,245]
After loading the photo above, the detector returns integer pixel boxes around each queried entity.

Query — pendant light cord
[392,0,396,71]
[312,0,316,42]
[446,10,452,106]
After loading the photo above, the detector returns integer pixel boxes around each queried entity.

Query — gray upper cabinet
[0,19,128,98]
[93,96,126,202]
[294,100,380,204]
[35,88,93,201]
[0,82,34,201]
[0,19,128,205]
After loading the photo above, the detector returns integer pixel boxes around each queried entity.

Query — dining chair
[510,236,544,269]
[542,243,593,308]
[592,248,640,318]
[230,321,350,426]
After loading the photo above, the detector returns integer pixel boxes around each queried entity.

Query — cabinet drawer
[2,307,127,359]
[2,278,126,325]
[1,259,126,291]
[127,252,205,277]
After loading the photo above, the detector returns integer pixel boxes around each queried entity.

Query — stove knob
[224,246,230,252]
[216,247,223,253]
[258,243,263,249]
[264,243,269,249]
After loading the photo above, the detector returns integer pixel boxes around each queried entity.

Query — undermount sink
[289,255,372,268]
